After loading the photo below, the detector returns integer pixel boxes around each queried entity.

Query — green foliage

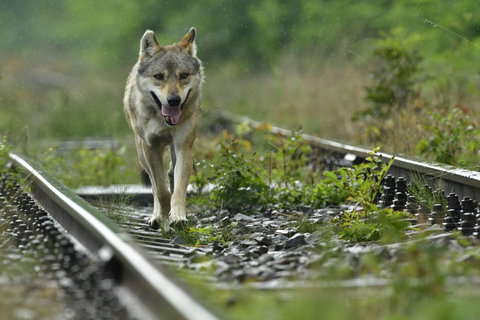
[291,217,321,233]
[407,173,447,212]
[206,124,316,212]
[338,208,411,244]
[357,30,424,120]
[203,122,397,223]
[0,137,11,172]
[0,137,20,185]
[301,154,391,210]
[209,139,270,212]
[337,204,412,244]
[351,155,393,212]
[339,214,381,243]
[3,0,480,71]
[354,27,480,169]
[182,226,217,246]
[95,192,134,225]
[268,133,314,209]
[303,170,350,208]
[416,108,480,166]
[330,154,411,244]
[173,223,237,247]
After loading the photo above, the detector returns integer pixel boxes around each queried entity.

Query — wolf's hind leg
[168,145,176,194]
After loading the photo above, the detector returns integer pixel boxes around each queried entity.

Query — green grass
[291,217,321,233]
[93,192,135,225]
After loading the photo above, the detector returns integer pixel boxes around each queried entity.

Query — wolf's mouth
[150,90,192,127]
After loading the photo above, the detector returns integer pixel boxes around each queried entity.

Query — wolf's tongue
[162,106,182,125]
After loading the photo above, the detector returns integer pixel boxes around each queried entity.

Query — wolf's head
[136,28,203,126]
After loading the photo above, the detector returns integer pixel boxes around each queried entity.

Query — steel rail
[9,153,218,320]
[223,113,480,200]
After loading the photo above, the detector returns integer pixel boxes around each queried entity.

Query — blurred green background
[1,0,480,159]
[3,3,480,319]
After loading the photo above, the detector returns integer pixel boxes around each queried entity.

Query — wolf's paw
[148,215,169,229]
[148,216,161,230]
[148,216,172,233]
[169,205,187,223]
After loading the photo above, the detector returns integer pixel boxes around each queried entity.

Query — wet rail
[6,153,218,320]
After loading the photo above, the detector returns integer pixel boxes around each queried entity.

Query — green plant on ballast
[0,136,20,186]
[95,191,134,225]
[270,133,312,185]
[209,138,269,213]
[173,223,237,247]
[302,170,350,208]
[407,172,446,212]
[339,208,411,243]
[269,132,315,209]
[328,151,411,243]
[291,217,322,233]
[204,123,398,215]
[207,125,316,213]
[0,136,11,173]
[339,150,394,213]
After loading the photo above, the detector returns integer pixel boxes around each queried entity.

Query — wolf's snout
[167,94,181,107]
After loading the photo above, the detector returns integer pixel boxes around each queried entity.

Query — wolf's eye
[179,73,189,80]
[154,73,165,81]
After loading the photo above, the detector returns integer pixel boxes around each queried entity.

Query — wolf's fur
[124,28,203,229]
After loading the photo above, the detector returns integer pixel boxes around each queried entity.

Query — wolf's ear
[140,30,161,58]
[178,27,197,56]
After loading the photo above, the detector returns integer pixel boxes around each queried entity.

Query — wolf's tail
[140,169,151,186]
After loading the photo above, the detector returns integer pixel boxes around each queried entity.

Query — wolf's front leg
[169,144,193,223]
[148,190,171,229]
[141,142,171,229]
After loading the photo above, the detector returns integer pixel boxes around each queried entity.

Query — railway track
[3,113,480,317]
[3,154,218,320]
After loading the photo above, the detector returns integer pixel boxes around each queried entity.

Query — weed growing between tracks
[193,125,348,213]
[190,125,410,244]
[93,191,134,225]
[0,136,22,188]
[0,137,13,180]
[407,172,448,212]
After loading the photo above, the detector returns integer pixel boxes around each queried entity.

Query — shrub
[209,139,270,212]
[356,30,424,121]
[416,108,480,166]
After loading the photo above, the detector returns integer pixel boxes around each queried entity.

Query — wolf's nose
[167,95,181,107]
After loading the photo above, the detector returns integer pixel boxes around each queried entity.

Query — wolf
[123,28,203,230]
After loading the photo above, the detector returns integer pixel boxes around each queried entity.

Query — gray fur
[124,28,204,230]
[138,50,201,77]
